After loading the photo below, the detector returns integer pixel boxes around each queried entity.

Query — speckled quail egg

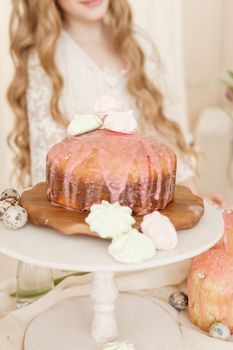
[0,200,12,220]
[209,322,230,341]
[0,188,20,203]
[168,291,188,311]
[4,197,19,206]
[3,205,28,230]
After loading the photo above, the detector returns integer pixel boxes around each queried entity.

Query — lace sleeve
[26,51,66,185]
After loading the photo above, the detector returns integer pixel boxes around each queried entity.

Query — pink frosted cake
[46,129,177,215]
[188,247,233,332]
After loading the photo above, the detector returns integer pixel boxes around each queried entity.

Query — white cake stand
[0,201,224,350]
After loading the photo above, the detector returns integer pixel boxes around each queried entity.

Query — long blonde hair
[8,0,194,187]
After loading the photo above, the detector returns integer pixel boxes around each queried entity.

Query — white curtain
[129,0,189,137]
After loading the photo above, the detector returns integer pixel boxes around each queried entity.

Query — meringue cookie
[67,114,103,136]
[102,341,135,350]
[85,201,135,239]
[141,211,177,250]
[92,95,122,116]
[108,228,156,264]
[103,110,137,134]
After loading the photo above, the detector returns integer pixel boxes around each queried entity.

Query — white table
[0,201,224,350]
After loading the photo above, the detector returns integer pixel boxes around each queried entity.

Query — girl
[7,0,197,303]
[8,0,196,188]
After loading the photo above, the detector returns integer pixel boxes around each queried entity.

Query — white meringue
[108,228,156,264]
[102,110,137,134]
[85,201,135,239]
[67,114,103,136]
[141,211,178,250]
[92,95,122,116]
[102,341,135,350]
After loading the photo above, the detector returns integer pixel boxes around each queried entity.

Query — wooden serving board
[20,182,204,239]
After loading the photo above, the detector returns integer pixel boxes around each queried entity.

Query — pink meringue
[141,211,178,250]
[102,110,137,134]
[92,96,122,116]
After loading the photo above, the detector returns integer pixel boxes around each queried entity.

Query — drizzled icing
[221,211,233,251]
[47,130,176,215]
[188,248,233,332]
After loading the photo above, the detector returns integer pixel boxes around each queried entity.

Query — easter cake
[46,129,177,216]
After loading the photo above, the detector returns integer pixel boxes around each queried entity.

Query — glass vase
[16,261,54,309]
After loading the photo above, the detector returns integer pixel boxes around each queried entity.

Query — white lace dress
[27,30,194,185]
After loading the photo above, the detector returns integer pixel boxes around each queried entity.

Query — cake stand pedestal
[0,201,224,350]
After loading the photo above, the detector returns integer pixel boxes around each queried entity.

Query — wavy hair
[8,0,195,187]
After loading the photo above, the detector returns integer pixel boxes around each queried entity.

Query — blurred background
[0,0,233,278]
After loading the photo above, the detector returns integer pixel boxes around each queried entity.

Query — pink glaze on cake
[46,130,176,215]
[188,248,233,332]
[222,212,233,251]
[212,212,233,251]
